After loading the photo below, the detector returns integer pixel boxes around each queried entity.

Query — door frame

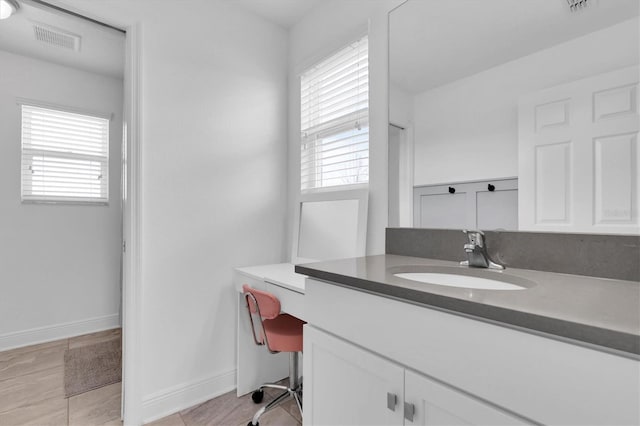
[122,22,143,426]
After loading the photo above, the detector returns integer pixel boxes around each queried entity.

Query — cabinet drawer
[265,281,305,320]
[234,273,267,292]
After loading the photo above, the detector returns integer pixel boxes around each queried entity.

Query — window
[301,36,369,191]
[21,104,109,204]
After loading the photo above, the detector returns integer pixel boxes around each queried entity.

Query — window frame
[18,99,112,206]
[299,34,370,193]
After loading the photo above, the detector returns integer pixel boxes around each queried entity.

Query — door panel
[534,142,572,224]
[594,133,638,225]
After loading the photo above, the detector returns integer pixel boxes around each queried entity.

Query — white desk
[234,263,307,396]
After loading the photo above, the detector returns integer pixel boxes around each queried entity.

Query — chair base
[248,352,302,426]
[248,383,302,426]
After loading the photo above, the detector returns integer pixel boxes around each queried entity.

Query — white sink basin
[393,271,529,291]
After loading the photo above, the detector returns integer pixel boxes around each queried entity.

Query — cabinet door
[404,370,529,426]
[303,325,404,426]
[413,179,518,230]
[414,190,468,229]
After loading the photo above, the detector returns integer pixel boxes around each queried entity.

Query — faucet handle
[462,229,485,247]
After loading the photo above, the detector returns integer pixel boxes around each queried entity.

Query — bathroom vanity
[296,255,640,425]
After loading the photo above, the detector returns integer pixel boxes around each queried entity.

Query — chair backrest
[242,284,281,320]
[242,284,282,352]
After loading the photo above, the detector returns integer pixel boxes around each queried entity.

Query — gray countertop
[295,254,640,357]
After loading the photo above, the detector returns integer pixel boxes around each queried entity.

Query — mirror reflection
[389,0,639,235]
[0,1,125,410]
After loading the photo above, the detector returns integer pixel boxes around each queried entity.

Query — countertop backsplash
[385,228,640,282]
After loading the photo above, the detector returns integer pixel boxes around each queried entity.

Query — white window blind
[301,36,369,191]
[21,104,109,204]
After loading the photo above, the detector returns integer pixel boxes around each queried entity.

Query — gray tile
[145,413,186,426]
[180,387,301,426]
[0,340,66,382]
[0,340,67,362]
[0,366,64,413]
[181,390,258,426]
[68,381,121,426]
[0,396,67,426]
[238,407,300,426]
[262,378,288,399]
[279,398,302,424]
[262,379,302,423]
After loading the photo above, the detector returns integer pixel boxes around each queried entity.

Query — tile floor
[0,328,123,426]
[149,384,302,426]
[0,330,301,426]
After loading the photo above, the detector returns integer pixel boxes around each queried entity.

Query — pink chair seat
[263,313,305,353]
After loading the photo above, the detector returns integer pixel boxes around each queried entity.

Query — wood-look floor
[0,328,123,426]
[0,330,301,426]
[148,382,302,426]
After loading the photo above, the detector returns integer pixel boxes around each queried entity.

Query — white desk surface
[235,262,306,294]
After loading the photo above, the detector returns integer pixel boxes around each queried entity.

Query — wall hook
[488,184,495,192]
[448,187,455,194]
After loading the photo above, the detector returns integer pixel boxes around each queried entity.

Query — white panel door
[519,66,639,234]
[303,325,404,426]
[403,370,530,426]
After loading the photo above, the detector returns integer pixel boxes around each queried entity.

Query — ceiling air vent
[33,23,81,52]
[566,0,591,12]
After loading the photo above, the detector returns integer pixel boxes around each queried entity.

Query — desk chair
[242,284,304,426]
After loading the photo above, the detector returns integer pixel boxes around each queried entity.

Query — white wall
[389,84,413,128]
[0,50,123,350]
[412,18,639,186]
[55,0,289,421]
[139,3,288,409]
[287,0,403,257]
[389,85,414,227]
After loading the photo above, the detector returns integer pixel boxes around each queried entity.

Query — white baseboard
[0,314,121,352]
[142,369,237,423]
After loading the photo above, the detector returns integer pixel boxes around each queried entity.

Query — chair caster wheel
[251,389,264,404]
[247,422,259,426]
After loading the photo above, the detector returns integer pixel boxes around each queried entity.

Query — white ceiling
[390,0,639,94]
[0,1,125,79]
[227,0,320,28]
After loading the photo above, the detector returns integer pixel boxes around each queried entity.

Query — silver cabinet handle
[386,392,397,411]
[404,402,415,422]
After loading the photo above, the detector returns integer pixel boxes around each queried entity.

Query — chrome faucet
[460,230,504,270]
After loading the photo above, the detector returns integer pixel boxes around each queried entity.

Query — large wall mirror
[389,0,639,235]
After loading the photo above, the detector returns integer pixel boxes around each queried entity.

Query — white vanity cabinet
[304,325,527,425]
[303,278,640,426]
